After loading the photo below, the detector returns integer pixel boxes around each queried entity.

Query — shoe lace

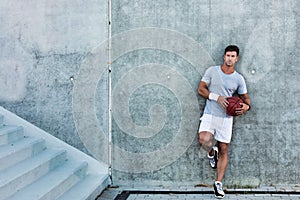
[216,183,223,191]
[210,157,216,165]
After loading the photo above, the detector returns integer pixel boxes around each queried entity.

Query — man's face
[223,51,238,67]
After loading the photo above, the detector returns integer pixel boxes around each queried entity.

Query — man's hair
[224,45,239,56]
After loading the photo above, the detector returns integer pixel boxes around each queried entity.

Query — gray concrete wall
[0,0,299,187]
[0,0,108,155]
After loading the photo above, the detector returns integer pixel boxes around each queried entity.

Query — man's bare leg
[216,142,228,182]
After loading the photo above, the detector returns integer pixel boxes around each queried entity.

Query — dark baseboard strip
[114,190,300,200]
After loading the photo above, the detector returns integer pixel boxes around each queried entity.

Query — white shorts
[198,114,233,143]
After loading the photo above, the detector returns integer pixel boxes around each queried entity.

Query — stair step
[58,174,110,200]
[0,149,67,199]
[7,160,88,200]
[0,107,109,199]
[0,137,46,171]
[0,126,24,146]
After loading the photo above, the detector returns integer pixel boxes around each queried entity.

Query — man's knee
[199,131,211,143]
[198,131,214,150]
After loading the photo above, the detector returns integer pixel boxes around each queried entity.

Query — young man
[197,45,251,199]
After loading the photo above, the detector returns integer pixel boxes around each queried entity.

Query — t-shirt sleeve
[201,67,213,85]
[238,76,248,94]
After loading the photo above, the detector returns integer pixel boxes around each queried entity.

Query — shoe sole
[214,195,225,199]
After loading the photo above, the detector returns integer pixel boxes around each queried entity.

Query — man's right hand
[217,96,229,110]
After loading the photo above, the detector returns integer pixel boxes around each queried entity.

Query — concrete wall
[0,0,299,187]
[0,0,108,155]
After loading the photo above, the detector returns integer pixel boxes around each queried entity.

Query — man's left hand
[235,103,250,115]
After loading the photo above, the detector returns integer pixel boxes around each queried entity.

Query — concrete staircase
[0,107,110,200]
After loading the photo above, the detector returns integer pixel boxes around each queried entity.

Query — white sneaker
[207,146,218,169]
[213,181,225,199]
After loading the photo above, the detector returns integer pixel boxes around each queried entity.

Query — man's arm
[197,81,210,99]
[240,93,250,106]
[236,93,251,115]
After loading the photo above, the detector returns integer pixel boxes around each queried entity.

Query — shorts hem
[214,137,231,144]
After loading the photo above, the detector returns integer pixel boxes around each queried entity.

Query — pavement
[97,184,300,200]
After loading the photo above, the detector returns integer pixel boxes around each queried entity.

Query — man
[197,45,251,199]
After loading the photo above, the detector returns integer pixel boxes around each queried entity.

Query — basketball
[226,96,243,116]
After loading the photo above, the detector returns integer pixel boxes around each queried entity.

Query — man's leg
[198,131,215,152]
[208,141,218,157]
[199,131,218,169]
[213,142,228,198]
[210,116,232,198]
[216,142,228,182]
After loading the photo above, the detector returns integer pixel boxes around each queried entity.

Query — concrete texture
[0,0,108,154]
[110,0,300,187]
[0,0,299,188]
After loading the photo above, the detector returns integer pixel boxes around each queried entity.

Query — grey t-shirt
[201,65,248,118]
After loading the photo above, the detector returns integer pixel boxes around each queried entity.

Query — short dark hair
[224,45,239,56]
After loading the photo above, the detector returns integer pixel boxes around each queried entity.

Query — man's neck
[221,64,235,74]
